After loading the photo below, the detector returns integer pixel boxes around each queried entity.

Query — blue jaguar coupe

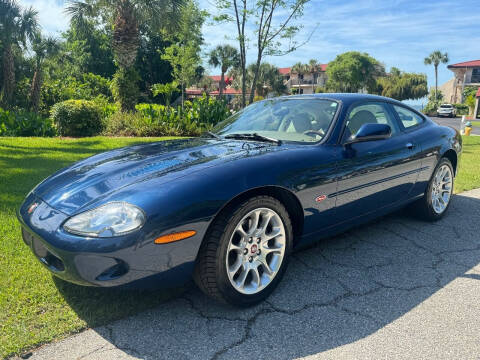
[18,94,462,306]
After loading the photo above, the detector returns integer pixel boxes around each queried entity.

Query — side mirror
[345,123,391,145]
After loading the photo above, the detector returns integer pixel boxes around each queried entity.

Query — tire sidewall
[424,158,454,220]
[215,197,293,306]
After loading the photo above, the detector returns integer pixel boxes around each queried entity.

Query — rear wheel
[194,196,293,306]
[412,158,454,221]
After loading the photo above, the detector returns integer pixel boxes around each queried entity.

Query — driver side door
[334,101,418,221]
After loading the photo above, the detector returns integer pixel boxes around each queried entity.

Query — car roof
[280,93,406,106]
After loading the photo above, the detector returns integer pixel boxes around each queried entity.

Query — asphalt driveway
[17,189,480,360]
[432,116,480,135]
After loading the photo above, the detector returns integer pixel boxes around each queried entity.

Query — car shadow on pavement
[57,192,480,360]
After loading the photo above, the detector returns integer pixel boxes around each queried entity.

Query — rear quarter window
[393,105,424,129]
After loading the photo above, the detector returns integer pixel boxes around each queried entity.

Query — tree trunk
[249,51,263,104]
[241,63,246,107]
[181,83,184,110]
[1,45,15,107]
[219,71,225,98]
[30,66,43,112]
[112,1,140,111]
[434,65,438,102]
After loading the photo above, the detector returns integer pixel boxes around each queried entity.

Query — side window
[393,105,424,129]
[344,102,397,141]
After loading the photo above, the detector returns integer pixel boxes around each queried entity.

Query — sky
[20,0,480,105]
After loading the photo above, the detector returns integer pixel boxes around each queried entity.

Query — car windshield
[212,98,339,143]
[440,105,453,108]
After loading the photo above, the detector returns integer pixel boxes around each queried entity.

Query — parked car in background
[18,94,462,306]
[437,104,456,117]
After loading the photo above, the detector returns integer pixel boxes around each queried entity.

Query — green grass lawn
[1,135,480,358]
[0,137,186,359]
[455,136,480,192]
[470,120,480,128]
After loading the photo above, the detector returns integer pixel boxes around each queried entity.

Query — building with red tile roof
[443,60,480,103]
[186,64,329,100]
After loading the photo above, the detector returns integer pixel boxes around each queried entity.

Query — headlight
[63,202,146,238]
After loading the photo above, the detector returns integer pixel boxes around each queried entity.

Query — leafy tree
[0,0,39,107]
[208,44,239,98]
[249,63,286,97]
[66,0,184,111]
[197,75,216,95]
[465,94,476,115]
[229,62,286,97]
[151,81,178,106]
[422,88,444,115]
[30,33,60,111]
[376,67,428,101]
[424,50,449,102]
[326,51,385,93]
[161,0,205,108]
[62,17,115,79]
[214,0,311,107]
[136,33,173,98]
[162,42,198,108]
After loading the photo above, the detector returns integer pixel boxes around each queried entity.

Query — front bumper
[17,193,205,288]
[437,111,454,116]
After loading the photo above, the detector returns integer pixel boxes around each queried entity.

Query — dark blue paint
[17,94,462,288]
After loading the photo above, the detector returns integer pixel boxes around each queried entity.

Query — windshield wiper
[224,133,282,145]
[201,131,222,139]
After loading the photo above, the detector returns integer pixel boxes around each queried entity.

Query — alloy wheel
[225,208,286,295]
[431,164,453,214]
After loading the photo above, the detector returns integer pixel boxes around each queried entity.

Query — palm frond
[65,0,95,26]
[20,6,39,44]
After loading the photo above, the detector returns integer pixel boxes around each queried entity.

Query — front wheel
[412,158,454,221]
[194,196,293,306]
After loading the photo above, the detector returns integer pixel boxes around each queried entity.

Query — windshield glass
[213,98,339,143]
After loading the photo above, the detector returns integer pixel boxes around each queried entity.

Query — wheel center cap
[250,244,258,254]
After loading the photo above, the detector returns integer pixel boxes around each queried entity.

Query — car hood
[33,138,281,215]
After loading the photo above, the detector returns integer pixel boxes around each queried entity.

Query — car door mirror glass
[346,123,391,144]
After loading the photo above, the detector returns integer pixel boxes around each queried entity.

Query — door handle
[406,142,414,149]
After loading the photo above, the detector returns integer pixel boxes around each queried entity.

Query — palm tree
[424,50,449,102]
[307,59,320,93]
[291,62,308,94]
[30,33,60,111]
[208,45,239,98]
[66,0,184,111]
[254,63,286,97]
[0,0,39,107]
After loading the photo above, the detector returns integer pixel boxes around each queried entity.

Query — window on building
[471,68,480,83]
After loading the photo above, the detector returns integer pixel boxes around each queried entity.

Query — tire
[194,196,293,306]
[412,158,454,221]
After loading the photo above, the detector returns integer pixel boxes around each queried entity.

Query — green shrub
[453,103,469,116]
[40,73,113,117]
[0,107,56,136]
[187,94,230,125]
[103,111,142,136]
[51,100,103,137]
[104,94,230,137]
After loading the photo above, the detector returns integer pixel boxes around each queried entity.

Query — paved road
[16,189,480,360]
[432,116,480,135]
